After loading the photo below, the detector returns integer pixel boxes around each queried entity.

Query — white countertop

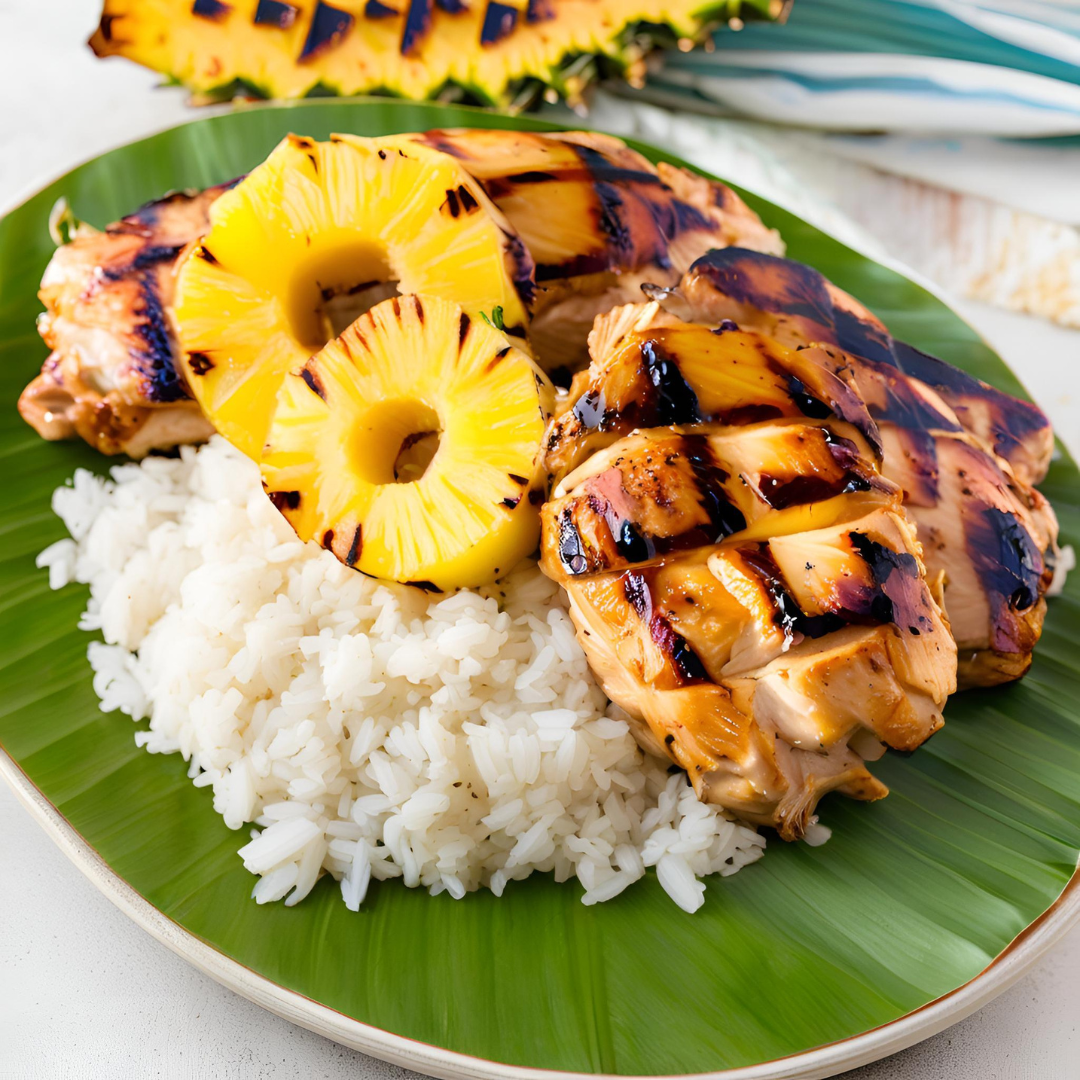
[2,3,1079,1077]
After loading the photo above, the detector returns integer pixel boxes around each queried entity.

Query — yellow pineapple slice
[174,132,534,460]
[262,294,554,591]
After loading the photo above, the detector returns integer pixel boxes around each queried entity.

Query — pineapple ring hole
[287,244,399,349]
[351,399,443,486]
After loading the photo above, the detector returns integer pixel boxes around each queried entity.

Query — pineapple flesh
[174,132,534,460]
[89,1,786,109]
[262,294,554,590]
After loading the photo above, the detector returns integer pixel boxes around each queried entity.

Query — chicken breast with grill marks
[543,307,882,482]
[19,131,783,459]
[18,186,231,457]
[646,248,1059,686]
[540,320,956,839]
[412,129,783,372]
[654,246,1053,485]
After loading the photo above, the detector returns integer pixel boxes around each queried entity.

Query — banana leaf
[1,99,1078,1077]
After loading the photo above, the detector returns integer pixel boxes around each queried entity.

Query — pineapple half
[262,294,554,590]
[174,132,534,459]
[90,1,788,110]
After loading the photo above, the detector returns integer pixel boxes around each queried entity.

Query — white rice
[38,437,764,912]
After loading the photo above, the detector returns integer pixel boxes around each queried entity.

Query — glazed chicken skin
[656,247,1053,486]
[544,304,882,481]
[19,131,782,457]
[540,316,956,839]
[19,186,230,457]
[648,248,1059,686]
[412,129,783,371]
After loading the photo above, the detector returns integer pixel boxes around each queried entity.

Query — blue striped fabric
[646,0,1080,135]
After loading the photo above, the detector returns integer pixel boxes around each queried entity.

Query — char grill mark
[187,352,215,376]
[756,435,876,510]
[890,340,1050,474]
[621,570,711,686]
[490,140,723,282]
[693,247,835,329]
[679,434,747,538]
[757,471,866,510]
[833,305,894,366]
[134,269,186,403]
[192,0,231,20]
[769,361,831,421]
[687,246,1051,482]
[525,0,554,20]
[300,364,327,401]
[843,532,922,627]
[862,356,961,434]
[400,0,433,55]
[364,0,398,16]
[551,433,752,576]
[346,525,363,566]
[638,339,701,427]
[967,507,1045,649]
[101,243,185,279]
[480,1,517,44]
[737,546,846,641]
[891,427,940,506]
[267,489,301,511]
[299,1,354,61]
[254,0,300,27]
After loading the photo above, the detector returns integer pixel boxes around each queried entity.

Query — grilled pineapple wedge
[262,294,554,590]
[174,132,534,459]
[90,1,786,110]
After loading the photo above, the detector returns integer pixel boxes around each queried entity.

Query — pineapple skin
[89,1,783,108]
[174,132,535,460]
[262,294,555,591]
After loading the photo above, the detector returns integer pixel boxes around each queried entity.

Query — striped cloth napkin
[644,0,1080,136]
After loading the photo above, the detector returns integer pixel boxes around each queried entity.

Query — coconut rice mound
[38,437,764,912]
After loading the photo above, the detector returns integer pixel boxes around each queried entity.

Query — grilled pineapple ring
[262,294,554,591]
[174,132,534,460]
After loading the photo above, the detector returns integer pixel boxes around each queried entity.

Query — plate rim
[3,97,1078,1080]
[4,745,1079,1080]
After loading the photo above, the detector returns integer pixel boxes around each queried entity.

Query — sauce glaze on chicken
[540,311,956,839]
[647,248,1059,687]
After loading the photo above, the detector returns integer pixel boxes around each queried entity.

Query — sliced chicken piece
[542,305,882,481]
[550,489,954,839]
[562,569,794,827]
[542,343,955,839]
[542,422,894,580]
[413,129,783,371]
[20,130,781,456]
[18,186,230,456]
[649,249,1059,686]
[659,246,1053,485]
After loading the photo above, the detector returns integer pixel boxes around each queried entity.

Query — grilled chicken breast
[656,247,1053,485]
[541,317,956,839]
[18,186,229,457]
[19,131,782,457]
[413,129,783,371]
[648,249,1059,686]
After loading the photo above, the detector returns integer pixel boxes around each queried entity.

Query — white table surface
[2,3,1079,1078]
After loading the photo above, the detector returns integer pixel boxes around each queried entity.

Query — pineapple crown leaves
[479,306,506,332]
